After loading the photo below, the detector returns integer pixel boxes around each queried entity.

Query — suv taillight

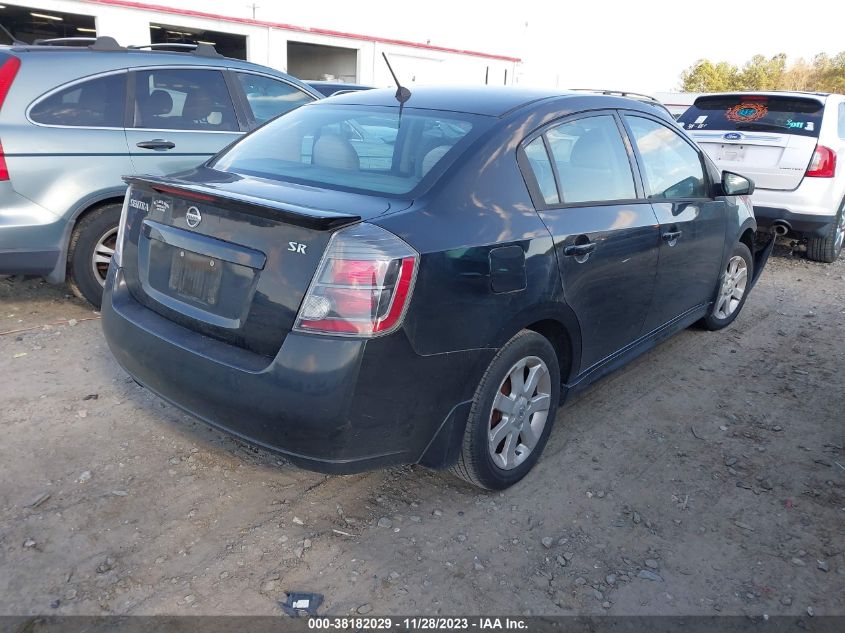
[806,145,836,178]
[0,56,20,182]
[294,223,418,337]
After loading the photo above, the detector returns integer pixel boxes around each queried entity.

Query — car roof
[325,86,605,117]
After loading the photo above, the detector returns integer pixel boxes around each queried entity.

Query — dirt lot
[1,242,843,618]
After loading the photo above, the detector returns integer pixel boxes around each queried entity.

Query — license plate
[168,249,222,306]
[720,144,746,162]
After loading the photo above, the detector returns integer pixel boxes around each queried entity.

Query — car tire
[67,203,122,308]
[805,197,844,264]
[701,242,754,331]
[451,329,561,490]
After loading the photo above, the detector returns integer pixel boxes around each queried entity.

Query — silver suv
[0,37,319,305]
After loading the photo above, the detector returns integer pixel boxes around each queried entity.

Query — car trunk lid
[119,170,397,357]
[679,94,825,191]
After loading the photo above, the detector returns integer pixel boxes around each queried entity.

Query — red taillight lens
[0,56,20,112]
[0,57,21,182]
[806,145,836,178]
[295,223,419,337]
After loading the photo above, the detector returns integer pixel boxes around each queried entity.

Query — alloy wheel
[714,255,748,320]
[834,207,845,254]
[488,355,552,470]
[91,227,118,287]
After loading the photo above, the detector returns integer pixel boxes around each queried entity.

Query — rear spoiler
[123,176,361,231]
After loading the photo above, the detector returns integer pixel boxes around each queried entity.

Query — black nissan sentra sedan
[102,86,773,490]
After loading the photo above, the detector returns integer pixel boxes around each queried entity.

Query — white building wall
[5,0,518,86]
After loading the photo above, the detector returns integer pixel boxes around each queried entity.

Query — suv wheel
[67,203,122,308]
[806,197,845,263]
[701,242,753,331]
[452,330,561,490]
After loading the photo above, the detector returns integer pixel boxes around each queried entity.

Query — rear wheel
[67,203,122,308]
[806,198,844,263]
[701,242,753,331]
[451,330,560,490]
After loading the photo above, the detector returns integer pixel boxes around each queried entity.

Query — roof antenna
[381,52,411,105]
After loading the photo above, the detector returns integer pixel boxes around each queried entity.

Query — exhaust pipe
[772,222,789,236]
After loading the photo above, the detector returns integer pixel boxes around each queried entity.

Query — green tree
[679,52,845,92]
[680,60,740,92]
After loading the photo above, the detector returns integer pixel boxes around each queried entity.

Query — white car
[678,92,845,262]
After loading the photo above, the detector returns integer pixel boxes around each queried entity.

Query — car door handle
[662,230,683,242]
[136,139,176,150]
[563,243,597,257]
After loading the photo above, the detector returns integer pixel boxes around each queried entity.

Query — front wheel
[700,242,753,331]
[451,330,561,490]
[806,198,844,263]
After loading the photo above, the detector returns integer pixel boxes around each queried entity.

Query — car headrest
[420,145,451,176]
[570,129,609,169]
[312,134,360,171]
[182,90,213,122]
[148,89,173,116]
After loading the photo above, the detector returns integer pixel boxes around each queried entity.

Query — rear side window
[626,116,708,200]
[213,104,486,196]
[524,137,559,205]
[30,73,126,127]
[235,73,313,124]
[545,115,636,204]
[678,95,823,137]
[839,103,845,140]
[133,69,238,132]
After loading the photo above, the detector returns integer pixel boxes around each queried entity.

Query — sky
[194,0,845,92]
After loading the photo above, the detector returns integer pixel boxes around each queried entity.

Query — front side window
[626,116,708,199]
[213,104,487,196]
[235,73,313,124]
[523,137,559,205]
[30,73,126,127]
[133,69,237,131]
[545,115,636,204]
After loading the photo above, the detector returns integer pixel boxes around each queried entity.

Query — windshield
[678,95,824,137]
[212,104,489,196]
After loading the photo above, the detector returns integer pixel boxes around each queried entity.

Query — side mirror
[722,171,755,196]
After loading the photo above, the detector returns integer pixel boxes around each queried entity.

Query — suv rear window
[212,104,489,195]
[678,95,824,137]
[30,73,126,128]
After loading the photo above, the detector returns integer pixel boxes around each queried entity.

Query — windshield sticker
[726,103,769,122]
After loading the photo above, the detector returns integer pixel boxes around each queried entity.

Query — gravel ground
[0,241,843,617]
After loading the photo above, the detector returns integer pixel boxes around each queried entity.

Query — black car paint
[101,88,769,474]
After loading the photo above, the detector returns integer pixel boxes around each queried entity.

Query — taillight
[0,56,20,182]
[806,145,836,178]
[295,223,418,337]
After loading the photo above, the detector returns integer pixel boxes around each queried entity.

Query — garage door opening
[150,23,246,60]
[287,41,357,82]
[0,4,96,44]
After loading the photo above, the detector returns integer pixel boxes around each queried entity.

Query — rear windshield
[678,95,824,137]
[212,104,489,196]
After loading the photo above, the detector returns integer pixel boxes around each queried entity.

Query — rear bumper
[752,206,835,236]
[750,180,843,236]
[0,188,66,277]
[101,267,492,474]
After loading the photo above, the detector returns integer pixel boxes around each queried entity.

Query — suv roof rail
[569,88,673,116]
[29,35,126,51]
[128,42,223,58]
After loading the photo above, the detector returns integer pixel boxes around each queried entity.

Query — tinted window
[626,116,708,199]
[524,137,559,205]
[213,105,487,196]
[30,73,126,127]
[678,95,823,137]
[546,115,635,203]
[236,73,313,124]
[133,69,237,131]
